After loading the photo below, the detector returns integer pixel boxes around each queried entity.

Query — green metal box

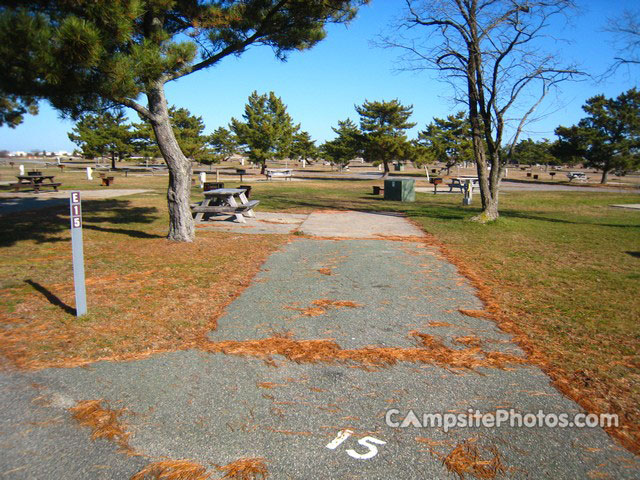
[384,177,415,202]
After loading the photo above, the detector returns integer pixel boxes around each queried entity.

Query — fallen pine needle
[131,459,211,480]
[70,400,132,452]
[217,458,268,480]
[442,439,506,480]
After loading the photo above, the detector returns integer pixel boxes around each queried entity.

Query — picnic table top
[16,175,56,181]
[203,188,247,196]
[451,176,479,182]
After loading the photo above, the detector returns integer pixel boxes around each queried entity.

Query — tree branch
[164,0,290,83]
[115,97,154,121]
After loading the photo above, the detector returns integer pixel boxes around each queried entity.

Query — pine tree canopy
[290,130,318,161]
[230,91,298,165]
[321,118,362,167]
[68,110,133,162]
[208,126,238,163]
[0,0,368,121]
[0,92,38,127]
[418,111,474,169]
[355,99,415,168]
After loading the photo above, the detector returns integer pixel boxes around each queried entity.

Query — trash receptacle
[384,178,415,202]
[394,163,405,172]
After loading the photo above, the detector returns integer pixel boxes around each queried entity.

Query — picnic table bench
[11,174,61,193]
[192,188,259,223]
[266,168,293,180]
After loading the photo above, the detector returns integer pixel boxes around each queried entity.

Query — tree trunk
[382,160,390,177]
[261,161,267,175]
[600,169,609,184]
[111,152,116,170]
[147,84,195,242]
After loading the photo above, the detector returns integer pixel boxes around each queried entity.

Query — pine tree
[417,111,474,175]
[230,91,298,174]
[0,92,37,128]
[0,1,367,241]
[321,119,362,170]
[355,100,416,176]
[511,138,558,167]
[555,88,640,183]
[208,127,238,163]
[68,111,133,169]
[290,131,319,164]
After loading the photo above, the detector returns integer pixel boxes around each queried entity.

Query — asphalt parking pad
[299,211,425,238]
[6,235,638,479]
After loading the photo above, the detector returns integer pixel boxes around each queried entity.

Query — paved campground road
[1,212,638,479]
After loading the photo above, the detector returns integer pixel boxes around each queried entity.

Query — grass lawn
[1,171,639,449]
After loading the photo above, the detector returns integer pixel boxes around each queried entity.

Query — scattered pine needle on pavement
[442,439,506,480]
[69,399,132,452]
[217,457,269,480]
[131,459,212,480]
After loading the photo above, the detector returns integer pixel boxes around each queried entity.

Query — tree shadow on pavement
[499,208,640,229]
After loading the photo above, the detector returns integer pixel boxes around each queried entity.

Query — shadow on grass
[498,208,640,229]
[626,251,640,258]
[0,199,161,247]
[257,192,475,222]
[25,280,76,316]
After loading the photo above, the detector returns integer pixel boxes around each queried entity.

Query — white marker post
[69,192,87,316]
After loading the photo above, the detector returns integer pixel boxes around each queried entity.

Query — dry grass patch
[0,196,288,369]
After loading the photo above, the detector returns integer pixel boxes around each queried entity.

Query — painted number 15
[326,430,386,460]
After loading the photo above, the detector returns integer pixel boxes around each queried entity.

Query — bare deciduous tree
[382,0,582,221]
[605,9,640,74]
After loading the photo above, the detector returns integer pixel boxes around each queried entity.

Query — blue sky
[1,1,638,152]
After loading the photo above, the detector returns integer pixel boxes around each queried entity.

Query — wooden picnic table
[448,177,479,193]
[11,175,61,193]
[192,188,259,223]
[266,168,293,180]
